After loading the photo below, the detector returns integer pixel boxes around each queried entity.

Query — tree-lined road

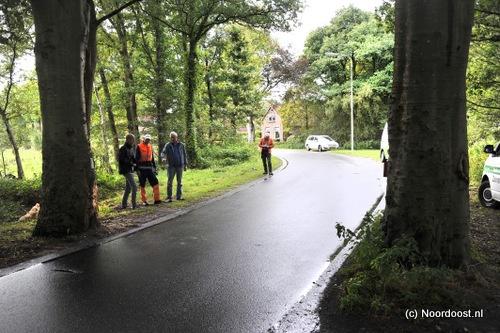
[0,150,383,333]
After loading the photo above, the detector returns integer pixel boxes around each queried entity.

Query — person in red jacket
[136,134,161,205]
[259,132,274,176]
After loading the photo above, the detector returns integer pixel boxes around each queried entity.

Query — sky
[272,0,384,57]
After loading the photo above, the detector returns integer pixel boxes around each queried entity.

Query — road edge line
[268,193,385,333]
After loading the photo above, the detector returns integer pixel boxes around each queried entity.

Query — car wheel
[306,145,311,151]
[318,145,322,152]
[478,180,499,208]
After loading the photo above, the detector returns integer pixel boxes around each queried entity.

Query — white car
[479,142,500,208]
[305,135,339,152]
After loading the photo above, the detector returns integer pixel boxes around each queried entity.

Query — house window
[275,132,280,140]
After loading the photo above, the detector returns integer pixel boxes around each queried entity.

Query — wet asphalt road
[0,149,383,333]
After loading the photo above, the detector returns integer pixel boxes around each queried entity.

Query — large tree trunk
[383,0,474,268]
[0,111,24,179]
[31,0,98,236]
[111,12,139,139]
[185,38,199,165]
[98,67,120,165]
[152,14,167,154]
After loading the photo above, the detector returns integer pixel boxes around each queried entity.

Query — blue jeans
[167,166,184,199]
[122,172,137,208]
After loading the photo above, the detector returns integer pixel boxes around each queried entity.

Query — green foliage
[199,142,255,168]
[278,134,308,149]
[283,6,393,145]
[469,141,491,186]
[0,177,40,223]
[0,177,40,206]
[466,0,499,145]
[336,214,465,315]
[95,171,124,200]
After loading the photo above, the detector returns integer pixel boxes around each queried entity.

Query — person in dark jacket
[161,131,188,202]
[118,133,137,209]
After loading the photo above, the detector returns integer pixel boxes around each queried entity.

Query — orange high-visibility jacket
[259,137,274,153]
[136,142,156,168]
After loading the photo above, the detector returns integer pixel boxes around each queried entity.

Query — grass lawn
[0,153,282,269]
[1,149,42,179]
[99,154,282,217]
[330,149,380,162]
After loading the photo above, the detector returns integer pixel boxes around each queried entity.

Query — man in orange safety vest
[136,134,161,205]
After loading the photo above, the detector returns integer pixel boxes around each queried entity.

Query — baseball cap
[144,134,152,140]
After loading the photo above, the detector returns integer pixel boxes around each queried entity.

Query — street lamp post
[349,56,354,151]
[326,52,354,151]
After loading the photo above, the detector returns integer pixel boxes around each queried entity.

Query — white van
[479,142,500,208]
[380,122,389,162]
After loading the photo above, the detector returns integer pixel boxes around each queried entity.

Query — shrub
[278,134,307,149]
[0,177,41,223]
[342,140,379,150]
[199,142,255,168]
[96,171,124,199]
[469,142,489,186]
[336,214,464,316]
[0,177,41,206]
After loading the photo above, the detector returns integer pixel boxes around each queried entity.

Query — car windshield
[322,136,333,141]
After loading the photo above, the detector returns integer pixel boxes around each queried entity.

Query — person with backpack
[259,132,274,176]
[118,133,138,209]
[136,134,162,205]
[161,131,188,202]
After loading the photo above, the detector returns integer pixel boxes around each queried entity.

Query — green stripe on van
[484,165,500,175]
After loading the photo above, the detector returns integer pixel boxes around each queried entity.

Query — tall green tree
[0,0,31,179]
[141,0,302,165]
[287,6,393,145]
[466,0,500,143]
[383,0,474,268]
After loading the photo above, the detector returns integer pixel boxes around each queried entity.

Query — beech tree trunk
[111,12,139,139]
[31,0,98,236]
[185,39,199,165]
[383,0,474,268]
[152,14,167,154]
[98,67,120,165]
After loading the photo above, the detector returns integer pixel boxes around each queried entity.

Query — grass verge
[0,154,282,269]
[330,149,379,161]
[319,191,500,332]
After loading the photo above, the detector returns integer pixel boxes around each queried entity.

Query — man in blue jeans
[161,131,188,202]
